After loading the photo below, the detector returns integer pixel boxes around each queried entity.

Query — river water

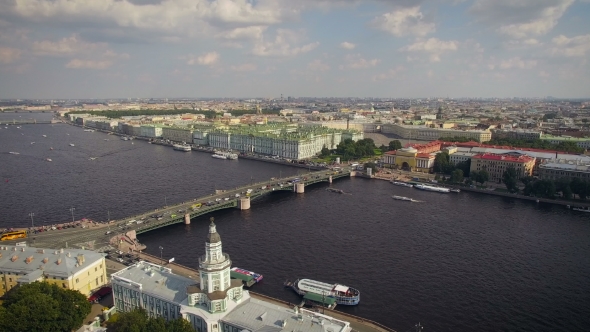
[1,113,589,332]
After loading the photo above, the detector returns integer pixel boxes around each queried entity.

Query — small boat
[69,143,75,147]
[46,158,52,162]
[231,267,263,283]
[414,184,450,193]
[450,189,461,193]
[121,136,128,141]
[173,144,191,152]
[326,188,345,194]
[212,151,238,159]
[103,139,109,141]
[391,181,414,188]
[89,157,97,160]
[31,142,35,144]
[392,195,413,201]
[42,135,47,137]
[9,152,20,155]
[285,278,360,305]
[84,129,95,132]
[50,147,53,150]
[572,206,590,213]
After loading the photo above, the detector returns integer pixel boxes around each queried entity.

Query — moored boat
[572,206,590,213]
[212,151,238,160]
[231,267,263,283]
[450,189,461,193]
[284,278,360,305]
[391,181,414,188]
[414,184,450,193]
[173,144,191,152]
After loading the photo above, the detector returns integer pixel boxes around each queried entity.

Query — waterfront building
[0,246,107,297]
[538,158,590,180]
[162,126,194,143]
[140,125,163,138]
[491,129,543,140]
[112,220,352,332]
[206,124,362,160]
[470,153,535,183]
[381,123,492,142]
[381,147,435,172]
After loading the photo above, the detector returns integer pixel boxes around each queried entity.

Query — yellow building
[470,153,536,183]
[381,147,436,173]
[0,245,107,297]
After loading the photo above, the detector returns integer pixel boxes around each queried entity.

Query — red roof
[472,153,534,163]
[416,153,434,158]
[440,141,570,154]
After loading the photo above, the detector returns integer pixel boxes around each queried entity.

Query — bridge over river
[6,167,354,251]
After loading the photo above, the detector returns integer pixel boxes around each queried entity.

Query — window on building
[76,278,79,283]
[63,283,67,288]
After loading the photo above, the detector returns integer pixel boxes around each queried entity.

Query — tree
[1,282,91,332]
[502,167,519,192]
[364,162,377,174]
[455,160,471,177]
[319,147,330,158]
[166,318,196,332]
[433,152,450,173]
[472,169,489,186]
[388,140,402,151]
[109,309,196,332]
[450,169,464,183]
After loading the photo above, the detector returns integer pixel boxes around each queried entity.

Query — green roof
[303,292,337,305]
[230,271,254,282]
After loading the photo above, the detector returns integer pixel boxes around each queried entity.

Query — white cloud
[307,59,330,72]
[340,42,356,50]
[32,34,106,56]
[549,34,590,57]
[217,26,267,40]
[499,57,537,69]
[252,29,319,57]
[230,63,257,71]
[400,38,458,62]
[371,6,434,37]
[65,59,112,69]
[187,52,220,66]
[469,0,574,38]
[372,66,405,81]
[0,47,22,64]
[339,54,380,69]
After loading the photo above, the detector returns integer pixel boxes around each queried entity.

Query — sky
[0,0,589,99]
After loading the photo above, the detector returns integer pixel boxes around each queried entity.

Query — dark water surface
[1,116,589,332]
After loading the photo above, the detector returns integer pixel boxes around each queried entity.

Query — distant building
[381,123,491,142]
[491,129,542,140]
[470,153,535,183]
[0,246,107,297]
[140,125,163,138]
[540,135,590,150]
[112,220,352,332]
[538,158,590,180]
[162,126,194,143]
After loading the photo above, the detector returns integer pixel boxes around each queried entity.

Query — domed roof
[207,218,221,243]
[400,147,418,153]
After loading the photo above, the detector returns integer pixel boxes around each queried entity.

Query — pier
[3,168,352,250]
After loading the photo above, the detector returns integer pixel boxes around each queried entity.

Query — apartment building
[538,159,590,180]
[0,246,107,297]
[161,126,194,143]
[470,153,535,183]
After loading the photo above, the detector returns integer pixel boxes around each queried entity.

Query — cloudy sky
[0,0,589,99]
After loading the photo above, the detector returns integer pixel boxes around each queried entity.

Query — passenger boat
[212,151,238,160]
[69,143,75,147]
[391,181,414,188]
[414,184,450,193]
[392,195,413,201]
[9,152,20,155]
[173,144,192,152]
[284,278,360,305]
[120,136,129,141]
[231,267,263,283]
[572,206,590,213]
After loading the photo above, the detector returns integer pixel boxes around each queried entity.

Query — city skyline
[0,0,589,99]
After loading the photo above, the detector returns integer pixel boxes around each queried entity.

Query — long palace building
[111,219,352,332]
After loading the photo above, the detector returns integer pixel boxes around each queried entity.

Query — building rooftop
[472,153,534,163]
[221,297,351,332]
[112,261,194,304]
[0,245,105,278]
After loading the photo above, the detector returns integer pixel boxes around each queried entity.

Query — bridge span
[7,167,354,251]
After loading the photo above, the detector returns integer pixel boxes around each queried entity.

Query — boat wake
[392,195,423,202]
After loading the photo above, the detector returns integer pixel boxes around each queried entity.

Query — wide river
[1,113,589,332]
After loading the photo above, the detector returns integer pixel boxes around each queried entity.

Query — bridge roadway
[8,167,353,250]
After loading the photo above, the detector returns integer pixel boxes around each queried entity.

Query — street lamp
[159,246,164,265]
[29,212,34,228]
[69,207,75,223]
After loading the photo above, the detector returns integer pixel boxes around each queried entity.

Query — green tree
[320,147,330,158]
[1,282,91,332]
[146,317,168,332]
[166,318,196,332]
[502,167,519,192]
[563,185,573,200]
[388,140,403,151]
[110,309,149,332]
[455,160,471,177]
[433,152,450,173]
[450,169,464,183]
[364,162,377,174]
[472,169,489,186]
[521,176,536,187]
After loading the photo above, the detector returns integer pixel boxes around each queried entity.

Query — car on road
[215,198,221,202]
[105,231,112,235]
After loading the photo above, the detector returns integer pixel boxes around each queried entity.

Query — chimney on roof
[20,247,25,252]
[57,258,62,265]
[42,257,48,264]
[25,256,33,264]
[11,255,18,262]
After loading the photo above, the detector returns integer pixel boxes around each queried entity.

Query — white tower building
[186,218,244,314]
